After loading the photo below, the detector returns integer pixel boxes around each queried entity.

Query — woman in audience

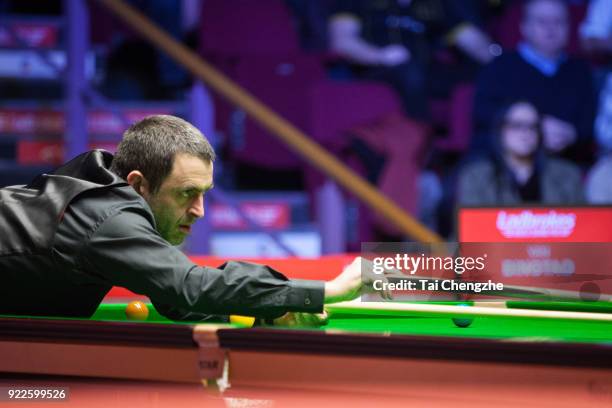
[457,100,583,205]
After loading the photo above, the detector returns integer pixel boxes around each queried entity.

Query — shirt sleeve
[78,206,325,319]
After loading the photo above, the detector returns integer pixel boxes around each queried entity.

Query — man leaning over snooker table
[0,115,375,325]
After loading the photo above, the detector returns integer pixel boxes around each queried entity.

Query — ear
[126,170,151,198]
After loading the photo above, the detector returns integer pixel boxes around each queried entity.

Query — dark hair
[492,100,541,139]
[110,115,216,193]
[489,100,543,159]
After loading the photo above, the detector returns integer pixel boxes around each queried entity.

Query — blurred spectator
[328,0,497,238]
[585,155,612,204]
[457,101,583,205]
[580,0,612,204]
[284,0,331,51]
[580,0,612,55]
[580,0,612,153]
[474,0,595,161]
[100,0,195,100]
[329,0,496,121]
[102,40,159,100]
[592,72,612,153]
[586,154,612,203]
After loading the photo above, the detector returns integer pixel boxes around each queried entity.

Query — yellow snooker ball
[229,315,256,327]
[125,301,149,321]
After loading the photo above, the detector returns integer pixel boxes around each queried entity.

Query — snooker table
[1,302,612,407]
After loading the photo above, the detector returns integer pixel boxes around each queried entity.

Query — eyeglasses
[503,121,539,132]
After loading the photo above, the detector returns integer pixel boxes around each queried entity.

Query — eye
[180,190,195,199]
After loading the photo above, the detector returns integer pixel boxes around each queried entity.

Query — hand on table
[324,257,393,304]
[272,311,329,327]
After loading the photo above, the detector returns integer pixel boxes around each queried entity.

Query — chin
[166,235,186,246]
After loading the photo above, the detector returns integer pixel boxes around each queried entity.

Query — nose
[188,195,205,219]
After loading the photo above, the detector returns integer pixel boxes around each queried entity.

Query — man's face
[145,153,214,245]
[521,0,569,57]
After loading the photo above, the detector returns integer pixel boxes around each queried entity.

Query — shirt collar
[517,42,566,76]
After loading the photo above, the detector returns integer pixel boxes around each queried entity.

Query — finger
[307,312,328,327]
[317,311,330,326]
[300,313,319,327]
[292,313,302,326]
[361,278,389,300]
[380,276,393,301]
[274,312,297,327]
[384,286,394,301]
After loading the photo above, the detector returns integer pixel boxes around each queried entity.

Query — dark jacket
[0,150,323,320]
[457,156,584,206]
[473,51,595,153]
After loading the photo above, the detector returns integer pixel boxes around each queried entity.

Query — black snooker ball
[452,303,473,328]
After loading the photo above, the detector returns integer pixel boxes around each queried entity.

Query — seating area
[0,0,602,253]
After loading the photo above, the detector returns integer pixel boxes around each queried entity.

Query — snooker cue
[382,274,612,302]
[471,300,612,314]
[326,301,612,323]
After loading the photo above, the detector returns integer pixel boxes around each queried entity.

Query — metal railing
[95,0,442,243]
